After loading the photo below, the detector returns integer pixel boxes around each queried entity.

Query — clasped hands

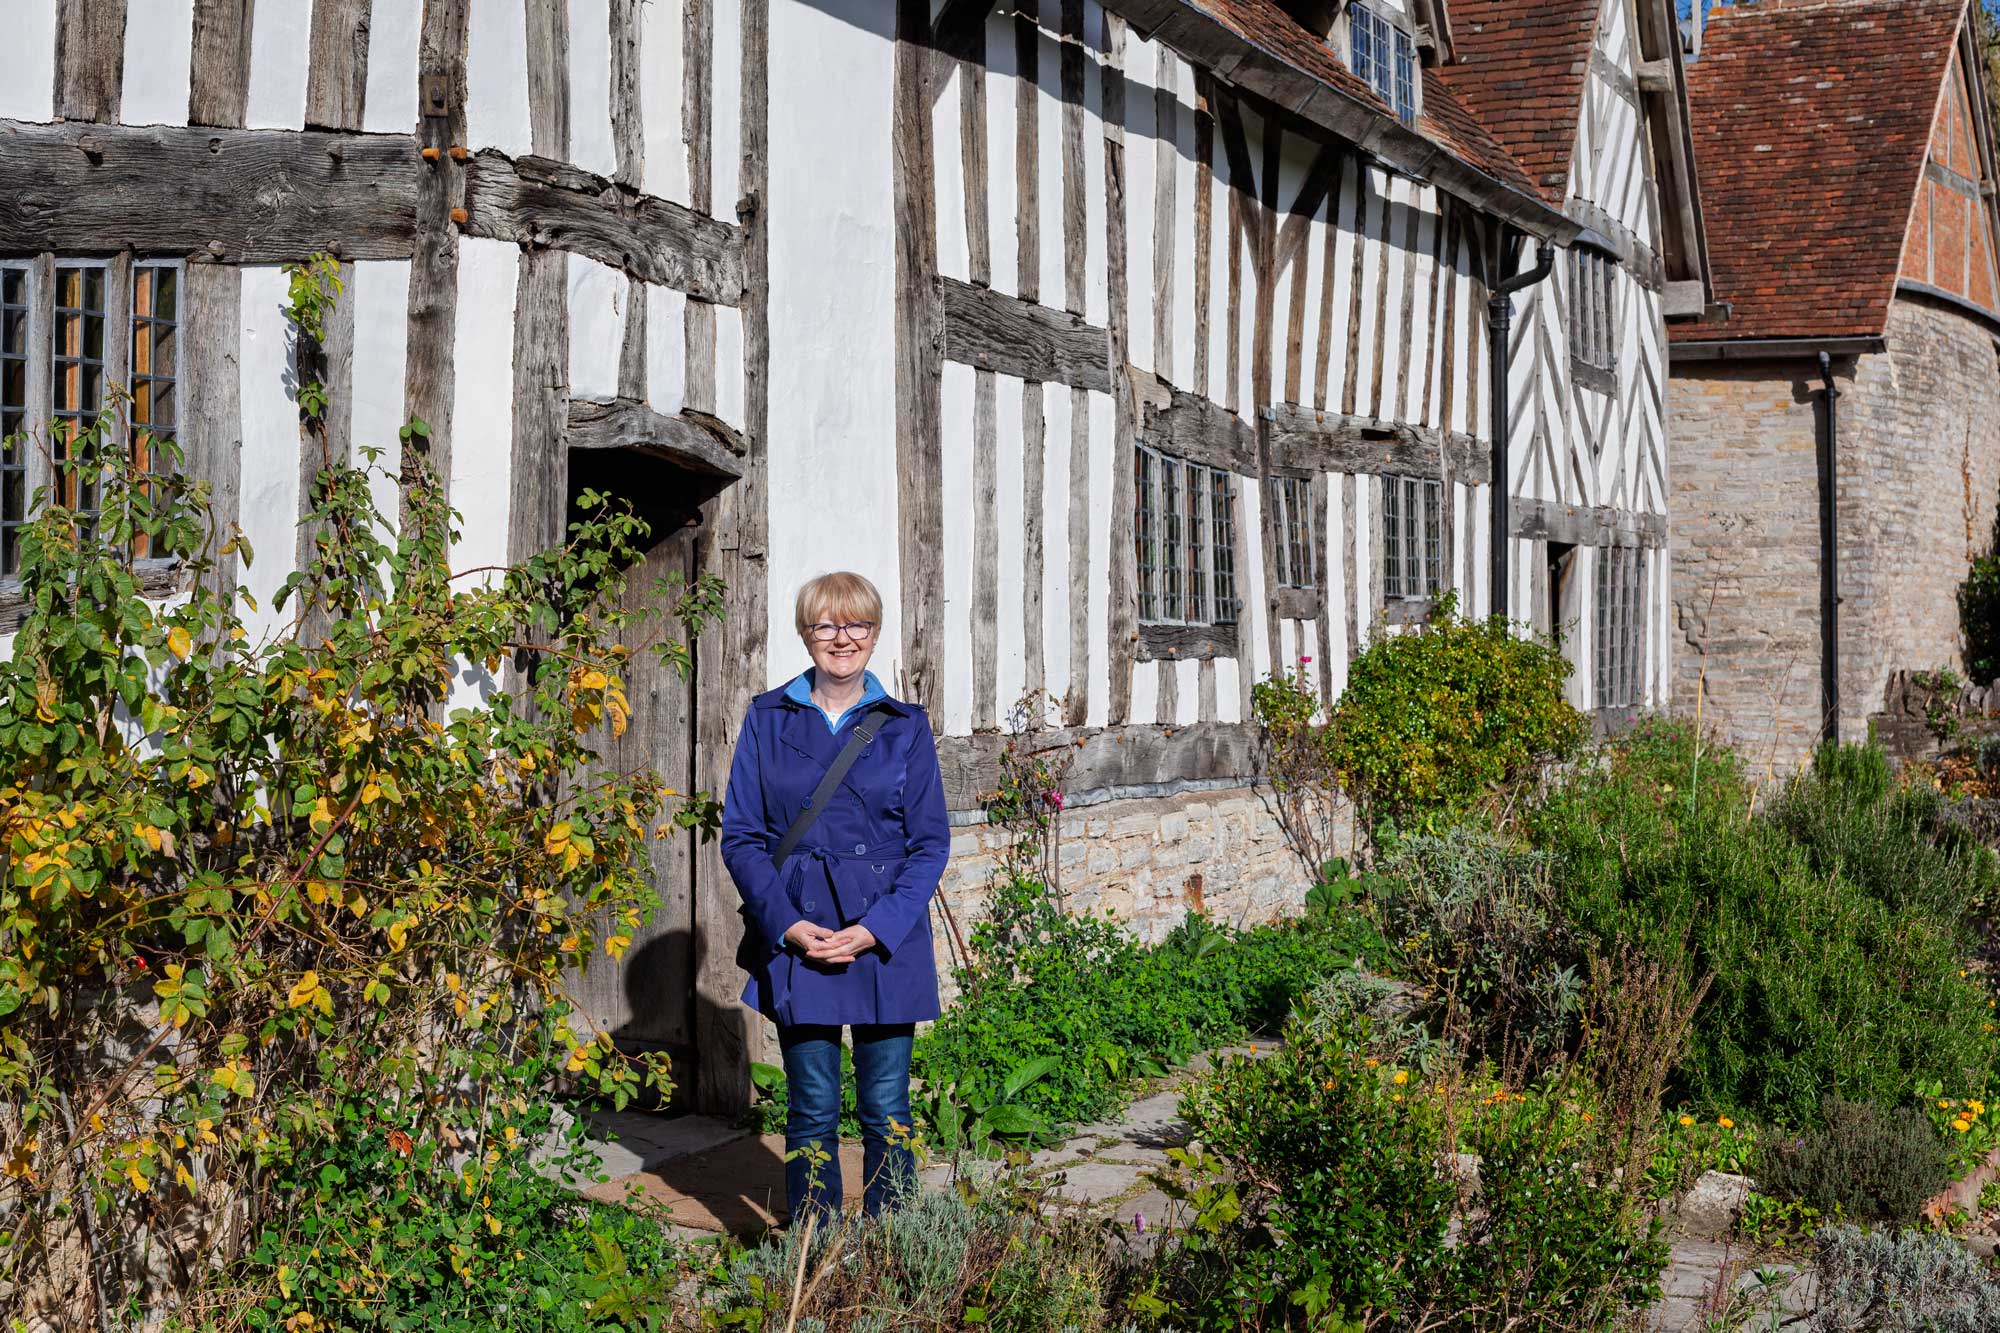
[784,920,878,965]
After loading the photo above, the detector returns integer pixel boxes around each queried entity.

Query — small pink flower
[1133,1210,1147,1234]
[1299,656,1313,665]
[1044,791,1065,810]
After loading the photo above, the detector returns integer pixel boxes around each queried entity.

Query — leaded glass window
[1595,546,1645,709]
[1136,442,1238,627]
[53,263,106,523]
[1348,2,1418,124]
[0,267,27,574]
[1571,247,1618,377]
[1381,474,1444,601]
[1266,475,1315,590]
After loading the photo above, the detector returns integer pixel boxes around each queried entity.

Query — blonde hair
[795,572,884,640]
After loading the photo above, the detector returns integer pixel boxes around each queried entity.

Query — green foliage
[1644,1112,1759,1202]
[1915,1080,2000,1180]
[1528,719,1998,1125]
[1755,1098,1953,1224]
[910,872,1379,1135]
[1147,1005,1668,1330]
[1961,550,2000,686]
[1808,1224,2000,1331]
[1318,597,1587,828]
[0,256,723,1324]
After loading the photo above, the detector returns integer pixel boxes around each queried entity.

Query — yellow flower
[1391,1093,1403,1103]
[1678,1115,1695,1127]
[1955,1119,1973,1133]
[1581,1112,1594,1122]
[1717,1116,1735,1130]
[1364,1058,1379,1068]
[1941,1100,1955,1110]
[1392,1070,1409,1086]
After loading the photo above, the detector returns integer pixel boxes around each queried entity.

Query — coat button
[804,899,816,911]
[854,843,867,855]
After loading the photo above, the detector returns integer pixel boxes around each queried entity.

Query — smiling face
[795,572,884,690]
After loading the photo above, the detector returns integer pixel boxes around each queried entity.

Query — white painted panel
[640,0,690,205]
[711,0,743,217]
[1235,202,1256,425]
[1173,658,1198,724]
[348,259,412,535]
[1276,619,1294,677]
[765,0,900,687]
[1240,476,1268,688]
[1352,476,1371,642]
[1404,206,1435,425]
[1354,169,1384,419]
[364,0,424,132]
[448,238,518,583]
[245,0,311,128]
[570,0,617,176]
[1296,190,1326,408]
[1468,483,1489,619]
[468,0,534,156]
[1042,385,1073,707]
[1206,156,1232,403]
[934,58,970,284]
[645,285,688,414]
[995,373,1026,721]
[984,14,1020,299]
[1130,647,1158,725]
[122,0,194,127]
[1035,0,1065,308]
[238,267,302,645]
[568,254,625,401]
[1327,473,1349,695]
[0,0,56,122]
[1082,2,1107,330]
[1123,34,1157,376]
[940,362,975,735]
[714,305,745,429]
[1269,137,1303,404]
[1085,388,1112,726]
[1170,58,1198,393]
[1377,177,1409,423]
[1214,654,1240,724]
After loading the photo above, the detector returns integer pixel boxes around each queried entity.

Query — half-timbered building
[0,0,1706,1107]
[1669,0,2000,773]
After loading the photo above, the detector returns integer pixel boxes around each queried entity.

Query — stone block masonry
[929,785,1325,994]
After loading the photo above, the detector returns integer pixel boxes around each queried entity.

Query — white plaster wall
[715,305,746,429]
[448,238,518,582]
[764,0,900,690]
[568,254,625,401]
[348,259,412,535]
[939,362,974,734]
[468,0,535,157]
[645,285,688,414]
[365,0,425,133]
[933,58,969,286]
[1034,0,1065,306]
[1239,474,1270,689]
[995,371,1026,719]
[1042,385,1074,708]
[1085,388,1112,725]
[0,0,56,122]
[1081,3,1107,331]
[711,0,744,217]
[237,267,302,645]
[122,0,194,127]
[1123,33,1157,377]
[245,0,311,129]
[640,0,690,206]
[571,0,618,177]
[983,13,1020,299]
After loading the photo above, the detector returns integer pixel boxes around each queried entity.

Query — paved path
[577,1043,1811,1327]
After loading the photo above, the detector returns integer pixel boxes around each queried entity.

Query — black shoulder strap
[769,705,887,870]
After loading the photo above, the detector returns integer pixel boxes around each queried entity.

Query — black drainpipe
[1487,237,1557,618]
[1818,351,1841,746]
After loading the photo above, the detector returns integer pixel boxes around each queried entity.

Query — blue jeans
[778,1022,918,1223]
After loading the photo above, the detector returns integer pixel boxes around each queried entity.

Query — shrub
[1152,1008,1668,1331]
[1530,720,1997,1125]
[1374,827,1586,1071]
[1962,549,2000,687]
[1322,596,1587,829]
[1756,1098,1953,1223]
[1808,1224,2000,1331]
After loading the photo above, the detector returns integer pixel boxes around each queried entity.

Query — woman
[720,571,949,1223]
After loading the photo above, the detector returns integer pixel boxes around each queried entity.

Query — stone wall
[1669,293,2000,776]
[929,784,1325,990]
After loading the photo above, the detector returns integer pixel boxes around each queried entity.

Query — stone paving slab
[585,1131,865,1235]
[583,1109,747,1179]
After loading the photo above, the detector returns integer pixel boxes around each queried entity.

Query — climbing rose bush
[0,259,721,1323]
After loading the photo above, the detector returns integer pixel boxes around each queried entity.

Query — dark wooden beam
[1265,402,1489,485]
[936,721,1260,811]
[1140,384,1257,473]
[1510,496,1666,549]
[936,275,1114,392]
[306,0,373,131]
[568,397,745,476]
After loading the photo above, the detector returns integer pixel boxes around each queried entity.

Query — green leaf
[1000,1055,1061,1103]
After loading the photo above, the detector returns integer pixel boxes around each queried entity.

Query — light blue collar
[785,668,888,733]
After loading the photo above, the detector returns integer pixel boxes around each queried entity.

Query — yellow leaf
[309,797,334,832]
[306,879,330,905]
[605,933,632,960]
[580,669,608,691]
[166,626,192,661]
[287,972,320,1008]
[89,1112,105,1133]
[361,782,381,805]
[485,1213,502,1235]
[544,821,572,855]
[387,919,410,953]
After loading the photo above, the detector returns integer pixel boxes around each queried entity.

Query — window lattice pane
[53,265,105,524]
[1423,479,1442,594]
[1380,474,1445,601]
[1594,547,1645,709]
[1136,445,1157,622]
[1162,459,1184,621]
[1392,27,1417,122]
[1572,250,1619,376]
[1382,476,1403,599]
[131,263,179,559]
[1187,468,1208,623]
[1212,472,1236,624]
[0,269,27,576]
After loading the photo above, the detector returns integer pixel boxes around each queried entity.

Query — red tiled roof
[1179,0,1543,198]
[1672,0,1965,343]
[1434,0,1603,204]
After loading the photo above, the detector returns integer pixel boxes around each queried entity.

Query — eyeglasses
[807,621,876,643]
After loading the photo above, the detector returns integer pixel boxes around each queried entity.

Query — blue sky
[1676,0,2000,17]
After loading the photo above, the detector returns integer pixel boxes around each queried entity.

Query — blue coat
[721,674,949,1025]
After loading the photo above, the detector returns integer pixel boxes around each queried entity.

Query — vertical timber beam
[306,0,373,131]
[183,262,244,597]
[684,0,718,413]
[402,0,468,521]
[55,0,127,123]
[1015,12,1047,709]
[693,0,773,1115]
[190,0,255,129]
[893,0,944,722]
[1105,14,1135,726]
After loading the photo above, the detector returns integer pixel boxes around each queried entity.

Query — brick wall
[1669,294,2000,775]
[930,785,1324,994]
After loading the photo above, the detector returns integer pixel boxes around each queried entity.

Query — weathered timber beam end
[936,275,1115,392]
[1264,402,1490,485]
[567,396,745,475]
[0,118,419,260]
[463,150,744,304]
[1510,495,1666,549]
[0,121,745,306]
[1140,384,1258,473]
[935,720,1259,810]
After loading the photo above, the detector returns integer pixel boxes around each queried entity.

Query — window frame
[0,261,31,576]
[1136,440,1240,654]
[1380,472,1445,605]
[1593,545,1646,711]
[1345,1,1420,125]
[1266,473,1317,592]
[1569,245,1619,392]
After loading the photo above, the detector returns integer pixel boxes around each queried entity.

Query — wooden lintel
[1510,495,1666,549]
[1137,621,1240,661]
[1264,402,1490,485]
[0,120,743,305]
[568,397,746,476]
[935,720,1258,810]
[1635,57,1674,94]
[1140,385,1257,473]
[936,274,1115,392]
